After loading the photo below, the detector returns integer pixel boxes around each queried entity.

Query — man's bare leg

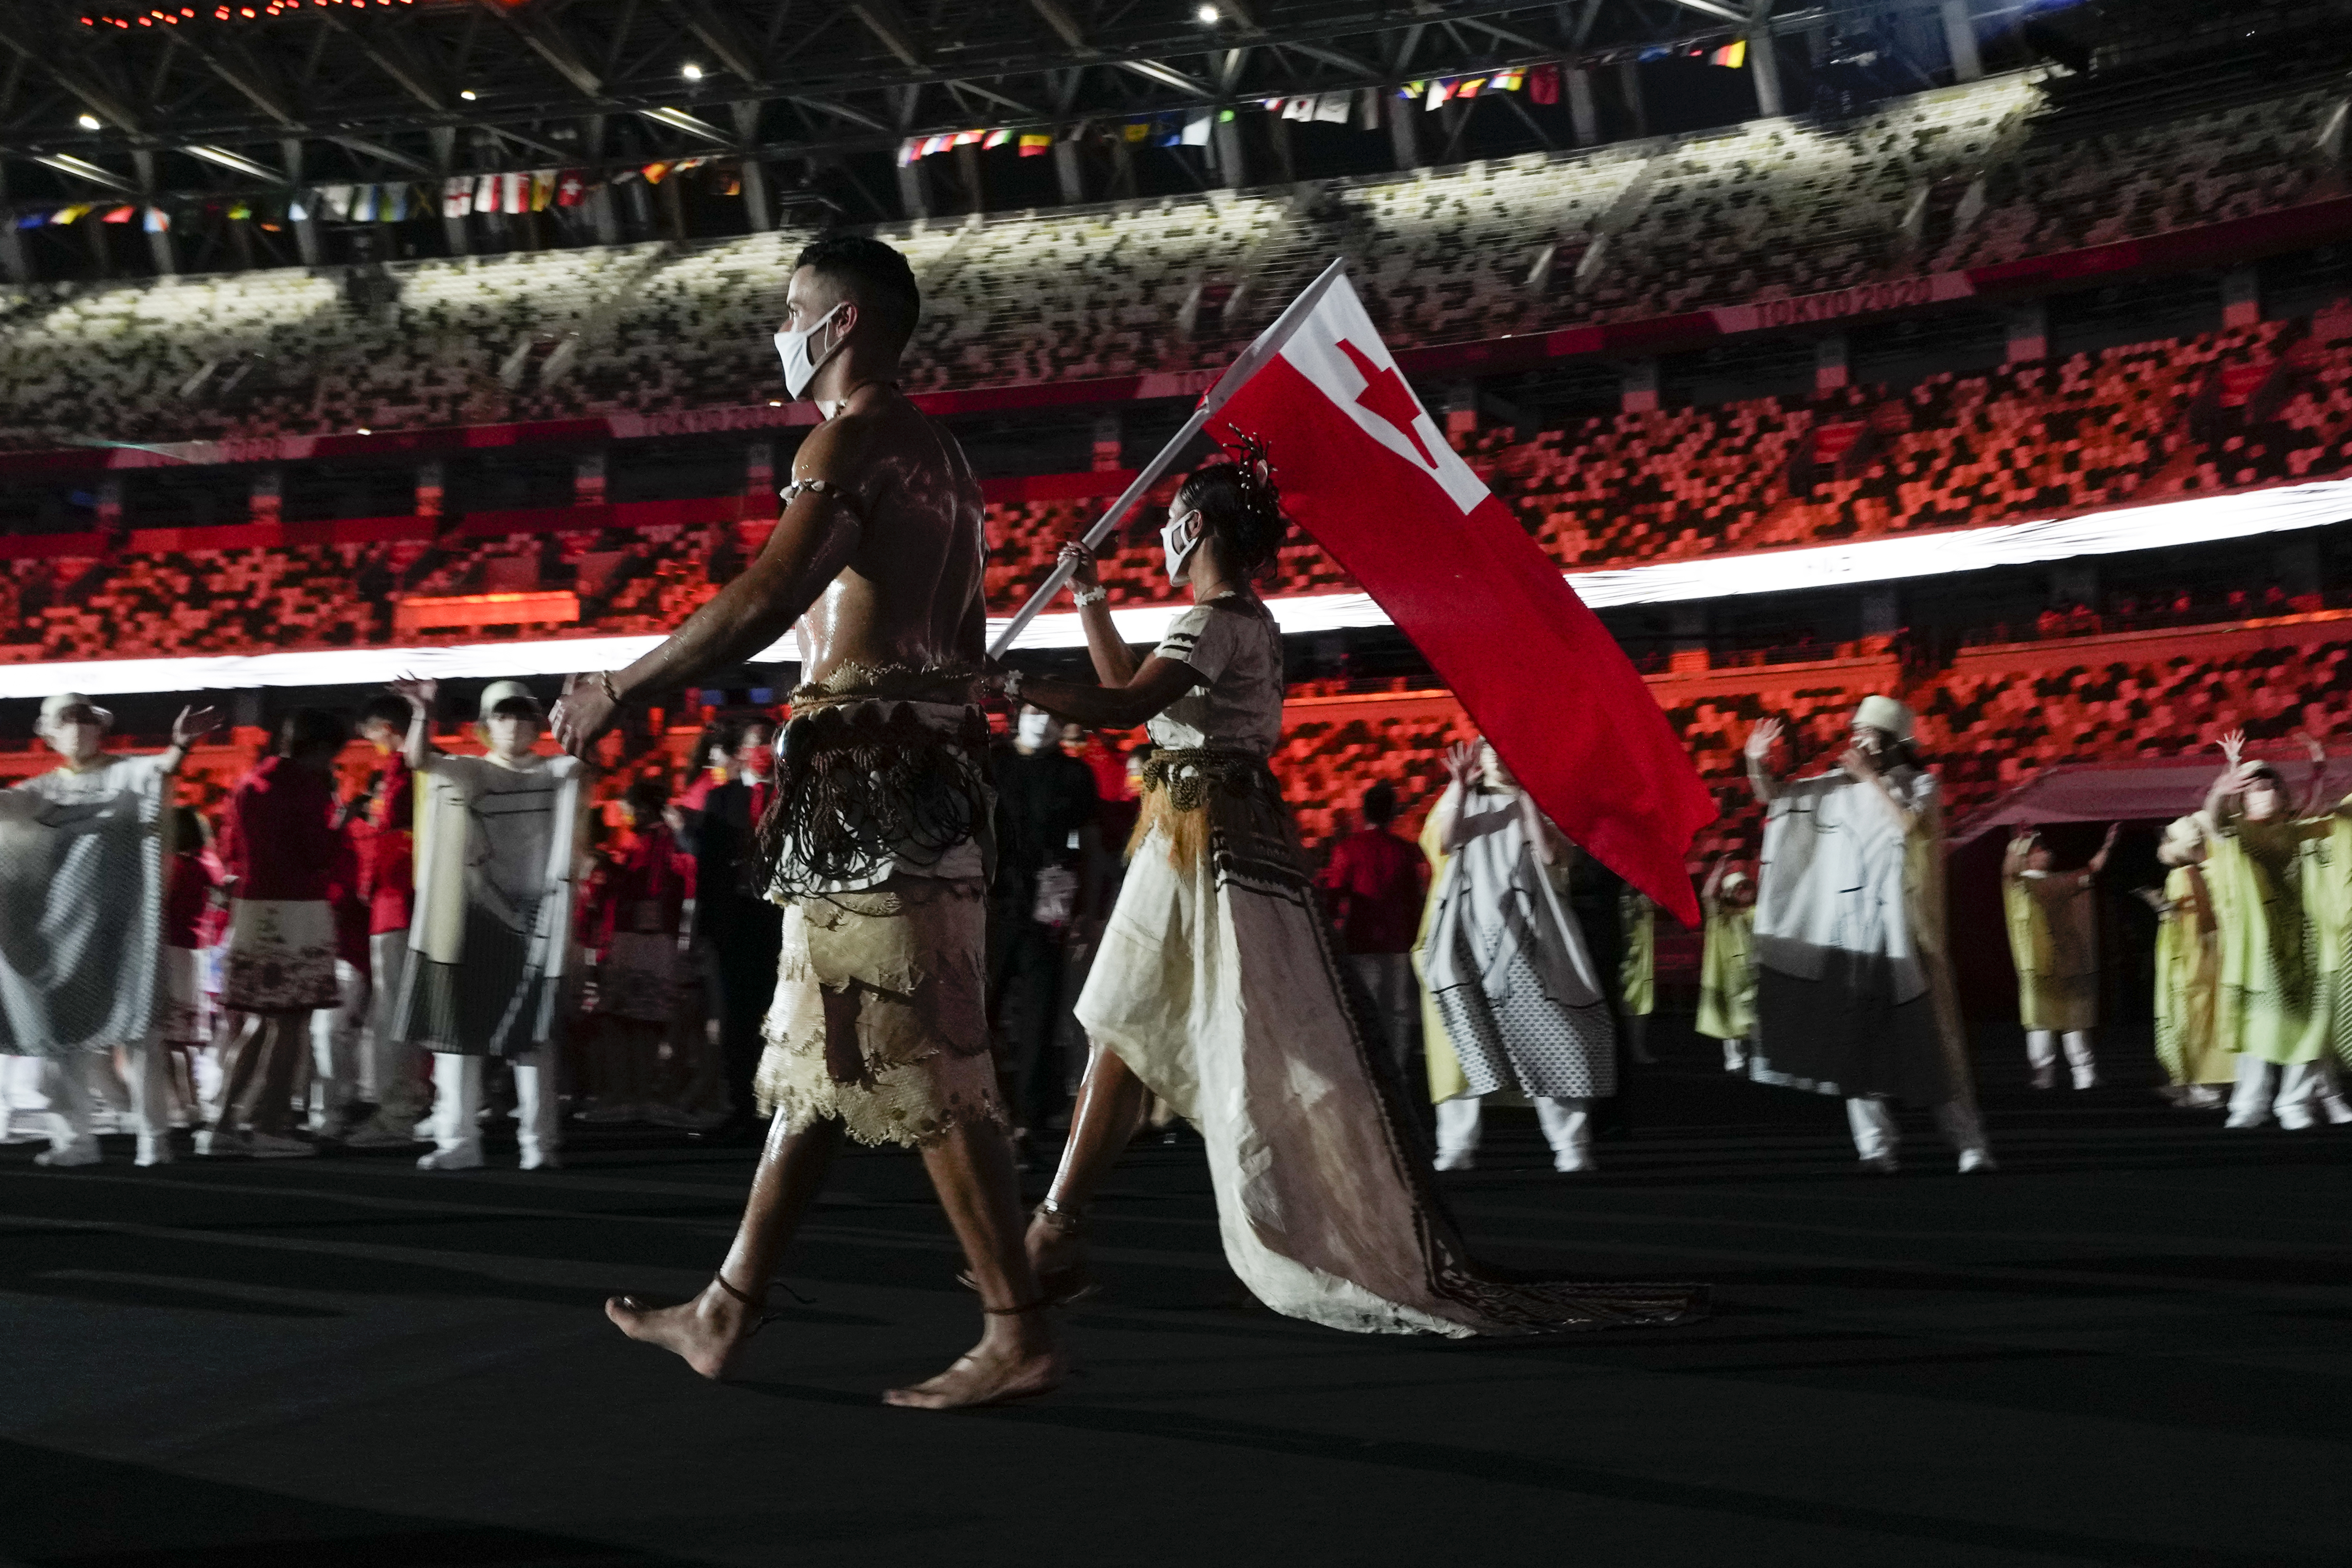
[882,1117,1065,1409]
[1027,1044,1151,1284]
[606,1111,843,1378]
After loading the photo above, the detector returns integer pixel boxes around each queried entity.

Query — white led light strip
[5,477,2349,699]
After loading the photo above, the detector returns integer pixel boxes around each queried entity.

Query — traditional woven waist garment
[1129,745,1273,872]
[760,662,992,900]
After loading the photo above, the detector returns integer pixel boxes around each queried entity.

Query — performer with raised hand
[0,694,220,1167]
[1743,702,1992,1174]
[548,234,1063,1410]
[1421,737,1618,1175]
[1000,447,1702,1335]
[2001,822,2118,1091]
[2146,814,2231,1108]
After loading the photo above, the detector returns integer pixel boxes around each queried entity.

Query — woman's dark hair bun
[1174,429,1287,578]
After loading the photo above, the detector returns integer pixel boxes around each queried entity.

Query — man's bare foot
[882,1322,1065,1410]
[605,1281,758,1380]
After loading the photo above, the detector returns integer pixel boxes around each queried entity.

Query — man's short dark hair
[277,707,348,758]
[1361,781,1398,826]
[359,694,410,729]
[793,233,920,354]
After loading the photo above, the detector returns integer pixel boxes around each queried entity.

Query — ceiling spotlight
[356,426,372,435]
[77,113,101,131]
[681,62,704,80]
[1196,3,1218,20]
[459,88,478,101]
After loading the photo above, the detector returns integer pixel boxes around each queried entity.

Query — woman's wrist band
[1071,584,1108,608]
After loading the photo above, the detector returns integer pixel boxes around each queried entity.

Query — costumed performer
[1422,738,1619,1175]
[1743,701,1993,1174]
[1696,854,1757,1073]
[0,694,220,1167]
[1620,888,1658,1065]
[2203,734,2352,1129]
[342,693,426,1149]
[2001,822,2118,1091]
[1001,450,1703,1334]
[2145,814,2232,1108]
[555,234,1062,1409]
[389,678,585,1172]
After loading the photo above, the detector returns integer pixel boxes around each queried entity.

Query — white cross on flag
[1216,271,1715,922]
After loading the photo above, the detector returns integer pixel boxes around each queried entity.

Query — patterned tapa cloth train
[0,754,172,1057]
[1075,597,1703,1337]
[393,752,586,1057]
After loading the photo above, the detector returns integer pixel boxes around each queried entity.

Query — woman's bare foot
[882,1314,1065,1410]
[605,1281,758,1380]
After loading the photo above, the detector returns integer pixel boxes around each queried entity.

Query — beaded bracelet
[1072,584,1108,608]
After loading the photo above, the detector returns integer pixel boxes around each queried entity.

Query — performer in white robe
[1422,739,1617,1173]
[1003,449,1703,1336]
[388,678,585,1172]
[0,694,220,1167]
[1743,697,1993,1174]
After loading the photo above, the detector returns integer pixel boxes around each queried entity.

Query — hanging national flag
[443,176,472,217]
[49,205,93,225]
[1018,133,1052,156]
[532,170,557,211]
[1180,112,1213,147]
[557,169,588,207]
[1456,77,1487,98]
[100,205,134,224]
[1122,120,1150,141]
[1400,82,1424,100]
[1424,80,1452,111]
[898,138,919,166]
[983,128,1011,149]
[14,212,48,230]
[1530,61,1561,105]
[142,206,170,233]
[227,200,252,220]
[1494,68,1525,92]
[386,184,410,221]
[473,173,499,211]
[642,162,671,185]
[1314,92,1351,123]
[1710,39,1747,69]
[320,184,353,220]
[501,171,527,212]
[1210,267,1714,922]
[1281,96,1313,121]
[721,168,742,196]
[351,184,378,222]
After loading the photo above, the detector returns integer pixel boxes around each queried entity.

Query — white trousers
[2026,1029,2098,1086]
[2227,1055,2349,1129]
[1349,952,1420,1076]
[1434,1095,1594,1169]
[365,931,422,1117]
[42,1038,172,1153]
[309,957,369,1124]
[1845,1095,1989,1161]
[429,1048,559,1162]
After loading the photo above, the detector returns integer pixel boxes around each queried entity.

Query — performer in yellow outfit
[1696,856,1757,1072]
[1620,890,1657,1064]
[2201,733,2352,1130]
[2001,823,2116,1091]
[2146,814,2232,1108]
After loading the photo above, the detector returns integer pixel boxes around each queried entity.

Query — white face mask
[1016,711,1060,751]
[1161,508,1203,585]
[773,302,846,401]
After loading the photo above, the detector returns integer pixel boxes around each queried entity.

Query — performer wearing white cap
[1743,697,1993,1174]
[2148,814,2232,1108]
[0,693,220,1167]
[1697,855,1758,1073]
[387,678,585,1171]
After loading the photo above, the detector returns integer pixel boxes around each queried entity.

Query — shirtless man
[550,234,1058,1409]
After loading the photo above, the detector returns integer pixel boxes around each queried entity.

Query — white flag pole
[986,254,1353,660]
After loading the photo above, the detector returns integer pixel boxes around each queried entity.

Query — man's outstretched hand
[551,672,617,760]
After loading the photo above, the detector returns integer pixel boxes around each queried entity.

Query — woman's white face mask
[1161,508,1203,585]
[1016,709,1061,751]
[774,302,846,401]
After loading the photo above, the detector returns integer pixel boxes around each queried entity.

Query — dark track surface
[5,1026,2346,1568]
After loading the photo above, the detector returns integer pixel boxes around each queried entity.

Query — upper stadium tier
[2,67,2346,450]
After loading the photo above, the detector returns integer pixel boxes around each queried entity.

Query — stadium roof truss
[0,0,1956,213]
